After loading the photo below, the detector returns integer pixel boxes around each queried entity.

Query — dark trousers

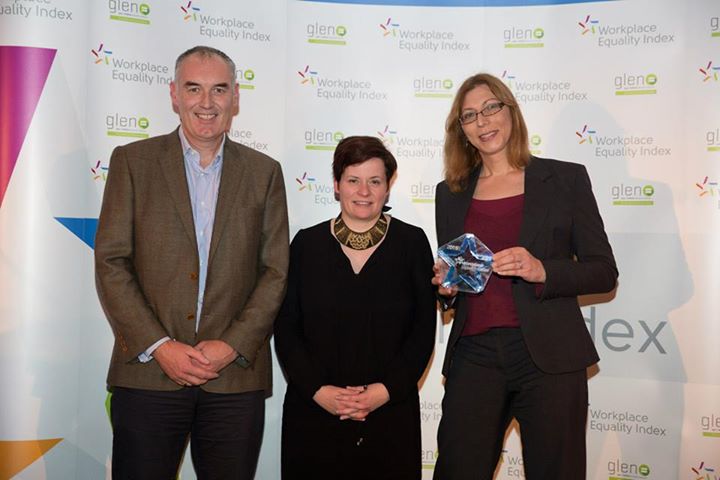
[433,328,588,480]
[111,386,265,480]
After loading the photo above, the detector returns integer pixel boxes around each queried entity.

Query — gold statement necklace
[333,214,388,250]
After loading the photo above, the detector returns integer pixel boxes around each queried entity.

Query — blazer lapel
[519,157,553,249]
[158,130,197,250]
[208,141,247,265]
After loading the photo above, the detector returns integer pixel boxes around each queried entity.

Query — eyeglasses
[458,102,506,125]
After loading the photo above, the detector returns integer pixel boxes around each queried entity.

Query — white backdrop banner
[1,0,718,478]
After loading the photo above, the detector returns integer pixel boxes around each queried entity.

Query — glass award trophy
[437,233,493,294]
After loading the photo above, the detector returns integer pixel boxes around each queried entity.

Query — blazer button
[187,313,195,320]
[189,272,199,280]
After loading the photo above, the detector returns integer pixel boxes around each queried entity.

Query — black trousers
[433,328,588,480]
[111,386,265,480]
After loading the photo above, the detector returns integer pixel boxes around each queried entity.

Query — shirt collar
[178,126,225,171]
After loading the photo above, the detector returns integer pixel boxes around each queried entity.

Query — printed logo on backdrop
[503,71,588,104]
[498,449,525,478]
[0,0,73,21]
[377,125,397,147]
[306,22,348,46]
[611,183,655,207]
[699,61,719,83]
[180,1,199,21]
[413,77,453,99]
[691,462,718,479]
[504,25,545,48]
[574,125,671,160]
[695,176,719,199]
[379,17,399,37]
[297,66,387,101]
[91,161,109,182]
[529,134,542,155]
[304,129,344,151]
[419,400,441,470]
[712,17,719,38]
[588,404,668,438]
[106,113,150,139]
[578,15,598,35]
[708,128,720,152]
[298,65,318,86]
[606,459,652,479]
[91,45,172,86]
[295,172,335,206]
[379,17,470,53]
[585,306,669,355]
[109,0,151,25]
[614,72,658,96]
[410,182,436,204]
[228,128,268,152]
[236,67,256,90]
[701,414,720,438]
[577,14,675,48]
[380,125,443,162]
[576,124,596,144]
[179,2,270,43]
[91,43,112,65]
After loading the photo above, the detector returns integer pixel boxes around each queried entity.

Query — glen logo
[304,129,344,151]
[307,22,347,46]
[108,0,150,25]
[236,68,255,90]
[413,77,453,98]
[504,26,545,48]
[106,114,150,138]
[614,73,658,96]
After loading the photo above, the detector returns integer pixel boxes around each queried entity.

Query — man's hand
[194,340,239,373]
[153,340,218,386]
[313,385,362,417]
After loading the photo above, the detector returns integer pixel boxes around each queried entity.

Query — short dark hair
[174,45,236,84]
[332,136,397,183]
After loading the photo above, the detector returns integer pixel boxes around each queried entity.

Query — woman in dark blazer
[431,73,618,480]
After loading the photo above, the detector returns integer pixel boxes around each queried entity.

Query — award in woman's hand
[437,233,493,294]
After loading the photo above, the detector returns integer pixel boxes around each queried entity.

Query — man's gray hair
[174,45,237,84]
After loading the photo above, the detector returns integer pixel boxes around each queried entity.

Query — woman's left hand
[335,383,390,421]
[492,247,546,283]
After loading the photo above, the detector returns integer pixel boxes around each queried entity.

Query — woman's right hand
[313,385,362,417]
[432,260,458,298]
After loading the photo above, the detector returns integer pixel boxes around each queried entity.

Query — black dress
[274,217,436,480]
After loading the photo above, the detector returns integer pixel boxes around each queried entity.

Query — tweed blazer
[435,156,618,375]
[95,129,289,394]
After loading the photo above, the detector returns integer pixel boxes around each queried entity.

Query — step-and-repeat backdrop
[1,0,718,478]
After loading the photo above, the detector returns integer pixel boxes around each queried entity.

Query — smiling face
[170,53,238,153]
[334,157,389,228]
[460,84,513,163]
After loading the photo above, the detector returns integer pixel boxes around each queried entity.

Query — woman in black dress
[275,136,436,479]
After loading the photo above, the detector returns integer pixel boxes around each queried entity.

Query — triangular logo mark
[55,217,99,249]
[0,46,56,207]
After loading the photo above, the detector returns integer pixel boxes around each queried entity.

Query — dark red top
[462,193,524,336]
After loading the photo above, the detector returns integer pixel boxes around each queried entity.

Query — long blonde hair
[444,73,530,193]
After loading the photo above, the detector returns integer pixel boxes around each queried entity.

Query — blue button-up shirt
[179,128,224,330]
[139,128,224,361]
